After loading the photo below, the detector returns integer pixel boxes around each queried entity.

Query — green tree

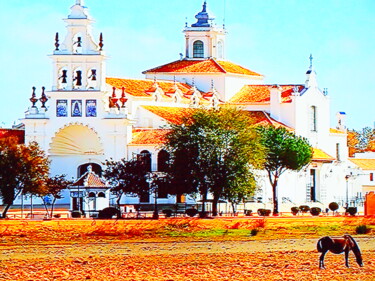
[103,157,149,207]
[41,175,73,218]
[164,107,264,216]
[0,137,50,218]
[257,126,313,215]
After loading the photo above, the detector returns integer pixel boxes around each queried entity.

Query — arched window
[139,150,152,172]
[78,163,102,177]
[88,192,96,198]
[157,150,170,172]
[193,40,204,58]
[58,67,68,90]
[217,40,223,59]
[310,106,317,132]
[98,192,105,198]
[72,33,83,54]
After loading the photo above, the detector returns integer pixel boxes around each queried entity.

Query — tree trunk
[43,200,50,218]
[50,198,57,218]
[2,204,12,218]
[272,182,279,215]
[212,196,219,217]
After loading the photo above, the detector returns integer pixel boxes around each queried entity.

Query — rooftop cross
[76,0,84,5]
[309,53,313,69]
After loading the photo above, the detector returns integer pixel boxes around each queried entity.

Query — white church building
[11,1,366,214]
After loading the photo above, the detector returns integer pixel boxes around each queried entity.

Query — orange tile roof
[229,85,305,104]
[130,129,170,145]
[244,111,293,131]
[0,129,25,144]
[330,128,346,134]
[312,148,335,162]
[142,106,197,125]
[106,78,193,98]
[71,172,107,188]
[143,59,262,76]
[350,159,375,170]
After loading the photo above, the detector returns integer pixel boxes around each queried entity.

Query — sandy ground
[0,238,374,281]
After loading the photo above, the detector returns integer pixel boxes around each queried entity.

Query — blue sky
[0,0,374,129]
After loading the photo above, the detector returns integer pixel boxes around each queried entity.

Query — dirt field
[0,217,374,280]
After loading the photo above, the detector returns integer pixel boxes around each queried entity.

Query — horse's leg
[319,250,327,269]
[345,249,350,268]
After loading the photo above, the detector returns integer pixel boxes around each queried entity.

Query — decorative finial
[87,164,92,173]
[55,33,59,51]
[110,87,119,109]
[76,0,84,6]
[203,1,207,12]
[120,87,128,108]
[39,87,48,108]
[192,78,195,87]
[323,88,328,96]
[30,87,38,108]
[99,33,104,51]
[185,17,188,28]
[309,53,313,69]
[211,79,214,89]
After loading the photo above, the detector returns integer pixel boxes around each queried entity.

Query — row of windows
[56,99,97,117]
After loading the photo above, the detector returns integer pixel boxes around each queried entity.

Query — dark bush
[347,207,357,216]
[185,208,198,217]
[245,210,253,216]
[299,205,310,213]
[310,207,321,216]
[162,209,173,217]
[71,210,82,218]
[198,211,209,218]
[250,228,259,236]
[291,207,299,215]
[98,207,121,219]
[356,224,370,234]
[53,214,61,218]
[257,209,271,216]
[328,202,339,212]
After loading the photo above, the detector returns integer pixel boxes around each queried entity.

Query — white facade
[16,1,364,213]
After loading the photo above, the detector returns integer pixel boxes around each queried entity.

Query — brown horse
[317,235,363,269]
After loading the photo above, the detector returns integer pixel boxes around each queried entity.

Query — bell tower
[51,0,106,91]
[183,1,226,60]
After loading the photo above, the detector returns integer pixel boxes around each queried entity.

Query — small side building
[69,165,110,217]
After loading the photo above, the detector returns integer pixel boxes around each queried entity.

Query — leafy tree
[164,107,264,216]
[103,157,149,207]
[41,175,73,218]
[257,126,313,215]
[348,127,375,155]
[0,137,50,217]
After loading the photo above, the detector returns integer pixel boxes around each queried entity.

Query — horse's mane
[344,235,361,253]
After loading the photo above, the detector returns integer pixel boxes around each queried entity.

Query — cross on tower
[309,53,313,69]
[76,0,84,5]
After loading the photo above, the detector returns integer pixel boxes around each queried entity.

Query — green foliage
[0,137,50,217]
[164,107,264,215]
[185,208,199,217]
[42,174,73,218]
[346,207,357,216]
[103,157,149,206]
[250,228,259,236]
[98,207,121,219]
[349,127,375,153]
[355,225,370,234]
[257,126,313,215]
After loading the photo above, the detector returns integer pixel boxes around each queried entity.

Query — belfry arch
[49,124,104,156]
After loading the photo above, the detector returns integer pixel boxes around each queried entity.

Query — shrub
[329,202,339,212]
[98,207,121,219]
[198,211,209,218]
[257,209,271,216]
[250,228,259,236]
[53,214,61,218]
[299,205,310,213]
[71,211,82,218]
[291,207,299,215]
[245,210,252,216]
[356,224,370,234]
[347,207,357,216]
[310,207,321,216]
[185,208,198,217]
[162,209,173,217]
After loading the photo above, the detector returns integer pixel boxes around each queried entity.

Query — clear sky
[0,0,374,130]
